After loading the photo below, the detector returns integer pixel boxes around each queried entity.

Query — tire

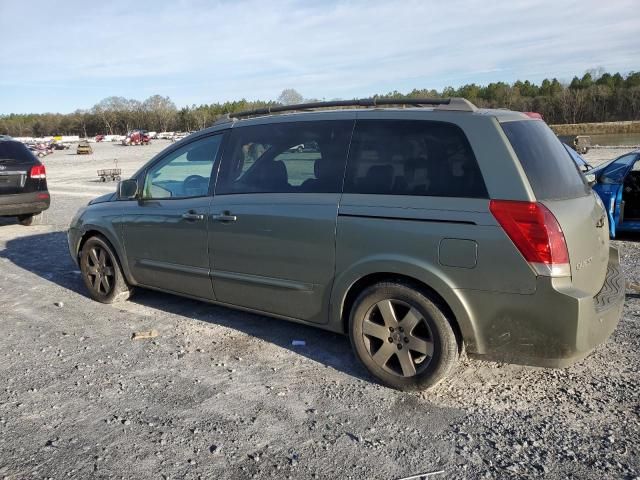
[17,213,42,226]
[349,282,459,391]
[80,235,132,304]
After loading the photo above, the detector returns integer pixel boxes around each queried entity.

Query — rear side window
[216,120,353,194]
[0,141,37,165]
[501,120,589,200]
[344,120,487,198]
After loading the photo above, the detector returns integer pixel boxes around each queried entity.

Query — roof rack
[214,97,476,124]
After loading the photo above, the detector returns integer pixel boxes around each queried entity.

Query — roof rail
[219,97,476,122]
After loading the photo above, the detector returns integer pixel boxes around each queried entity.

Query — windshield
[598,153,637,184]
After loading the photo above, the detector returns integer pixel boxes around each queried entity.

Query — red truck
[122,130,150,146]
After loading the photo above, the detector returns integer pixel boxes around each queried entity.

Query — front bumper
[463,247,625,368]
[68,227,81,266]
[0,191,50,216]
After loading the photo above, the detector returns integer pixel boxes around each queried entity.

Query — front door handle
[212,212,237,222]
[181,211,205,221]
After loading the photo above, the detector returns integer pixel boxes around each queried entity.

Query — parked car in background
[591,149,640,237]
[51,141,71,150]
[573,135,591,154]
[0,139,50,225]
[170,132,189,142]
[122,130,150,146]
[95,135,106,142]
[28,143,53,158]
[68,98,624,391]
[563,143,593,172]
[77,141,93,155]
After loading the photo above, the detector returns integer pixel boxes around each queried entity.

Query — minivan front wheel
[80,236,132,304]
[349,282,459,391]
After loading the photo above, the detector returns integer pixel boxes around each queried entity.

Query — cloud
[0,0,638,112]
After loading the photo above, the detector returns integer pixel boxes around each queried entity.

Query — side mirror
[118,179,138,199]
[585,173,596,187]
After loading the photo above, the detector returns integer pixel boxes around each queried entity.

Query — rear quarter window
[0,141,38,165]
[501,120,589,200]
[344,120,487,198]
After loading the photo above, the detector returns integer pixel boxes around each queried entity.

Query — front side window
[344,120,487,198]
[215,121,353,194]
[143,134,223,199]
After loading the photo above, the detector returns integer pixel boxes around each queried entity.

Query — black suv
[0,139,50,225]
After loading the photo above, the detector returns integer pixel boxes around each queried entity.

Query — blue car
[590,149,640,238]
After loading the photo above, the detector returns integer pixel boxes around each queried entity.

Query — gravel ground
[0,142,638,479]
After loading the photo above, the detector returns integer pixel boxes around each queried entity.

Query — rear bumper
[0,191,50,216]
[463,247,625,368]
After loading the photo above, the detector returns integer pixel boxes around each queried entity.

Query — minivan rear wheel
[349,282,458,391]
[80,236,132,304]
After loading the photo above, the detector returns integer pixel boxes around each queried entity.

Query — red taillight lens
[489,200,569,277]
[29,164,46,179]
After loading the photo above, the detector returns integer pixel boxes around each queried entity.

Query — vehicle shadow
[0,217,18,226]
[0,231,83,291]
[0,231,370,383]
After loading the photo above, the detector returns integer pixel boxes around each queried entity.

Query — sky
[0,0,639,114]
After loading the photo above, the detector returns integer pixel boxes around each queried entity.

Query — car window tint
[236,142,271,178]
[501,120,589,199]
[600,155,635,183]
[142,135,222,199]
[0,141,37,165]
[216,121,353,194]
[344,120,487,198]
[273,141,322,186]
[599,154,637,184]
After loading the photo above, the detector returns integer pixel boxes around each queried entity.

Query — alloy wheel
[84,246,115,296]
[362,299,434,377]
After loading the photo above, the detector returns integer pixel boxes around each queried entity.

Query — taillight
[489,200,570,277]
[29,164,46,179]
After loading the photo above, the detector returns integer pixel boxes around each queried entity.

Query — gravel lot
[0,142,639,479]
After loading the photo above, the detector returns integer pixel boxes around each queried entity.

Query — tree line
[1,70,639,138]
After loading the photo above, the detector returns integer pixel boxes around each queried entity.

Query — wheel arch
[77,226,134,284]
[331,260,479,354]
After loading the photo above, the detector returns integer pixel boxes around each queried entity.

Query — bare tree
[277,88,303,105]
[143,95,177,131]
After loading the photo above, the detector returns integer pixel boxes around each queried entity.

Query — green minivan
[68,98,625,391]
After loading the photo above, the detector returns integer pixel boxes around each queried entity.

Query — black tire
[17,213,42,226]
[349,282,459,391]
[80,235,132,304]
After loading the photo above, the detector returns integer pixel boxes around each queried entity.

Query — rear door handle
[212,212,237,222]
[181,211,205,221]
